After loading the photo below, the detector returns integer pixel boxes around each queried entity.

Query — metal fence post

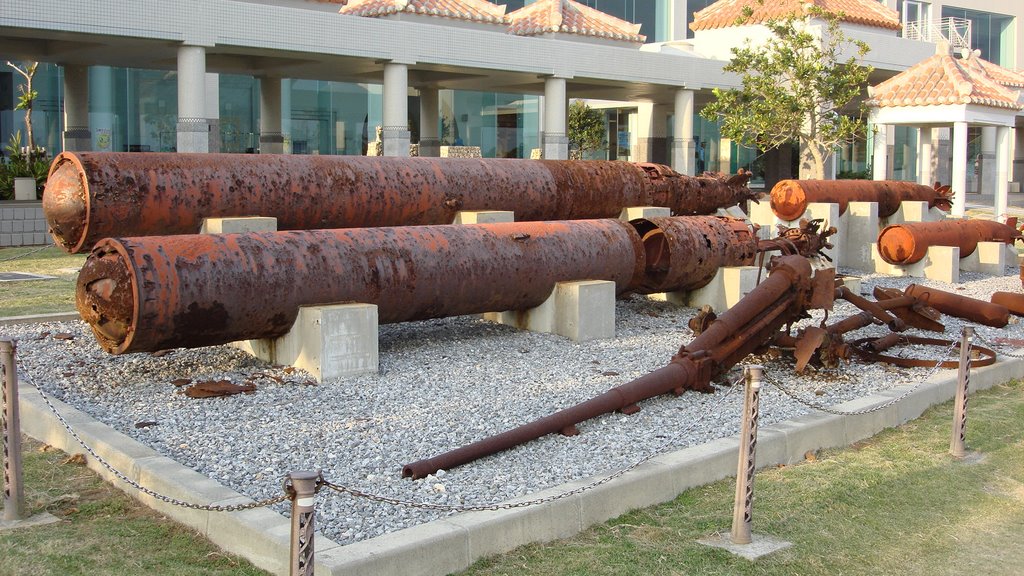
[2,339,25,522]
[286,471,322,576]
[950,326,974,458]
[731,365,762,545]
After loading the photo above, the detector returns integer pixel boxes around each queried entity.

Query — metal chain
[765,339,960,416]
[972,329,1024,359]
[15,354,290,512]
[0,244,51,263]
[322,375,745,513]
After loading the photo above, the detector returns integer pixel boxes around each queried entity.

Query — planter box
[14,177,36,201]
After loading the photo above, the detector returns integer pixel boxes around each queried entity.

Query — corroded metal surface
[991,291,1024,317]
[905,284,1009,328]
[402,255,829,479]
[76,220,645,354]
[877,220,1021,265]
[850,336,995,369]
[769,179,953,221]
[44,152,760,253]
[630,216,757,294]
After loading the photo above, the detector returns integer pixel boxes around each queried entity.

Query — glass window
[491,0,670,42]
[940,7,1013,66]
[686,0,720,39]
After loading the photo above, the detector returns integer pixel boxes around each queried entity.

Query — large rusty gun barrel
[76,216,761,355]
[877,219,1021,265]
[402,255,832,479]
[770,179,953,221]
[44,152,760,253]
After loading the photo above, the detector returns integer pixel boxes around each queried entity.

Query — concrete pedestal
[838,202,878,272]
[13,178,35,201]
[958,241,1009,276]
[483,280,616,342]
[749,201,841,265]
[872,244,960,284]
[452,211,514,224]
[883,201,944,225]
[619,206,671,220]
[649,266,760,313]
[200,216,278,234]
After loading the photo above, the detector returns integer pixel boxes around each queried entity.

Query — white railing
[903,17,972,51]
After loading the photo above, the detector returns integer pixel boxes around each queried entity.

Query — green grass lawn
[0,246,84,317]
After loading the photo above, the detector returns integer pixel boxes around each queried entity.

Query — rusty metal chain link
[321,375,745,513]
[16,354,291,513]
[0,244,51,263]
[765,339,960,416]
[972,328,1024,359]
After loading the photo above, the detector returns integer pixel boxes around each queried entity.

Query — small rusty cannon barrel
[769,179,953,221]
[631,216,757,293]
[904,284,1009,328]
[877,219,1021,265]
[44,152,760,253]
[402,256,824,479]
[991,292,1024,317]
[77,220,646,354]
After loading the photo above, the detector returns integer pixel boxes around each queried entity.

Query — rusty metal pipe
[769,179,953,221]
[401,255,821,479]
[877,220,1021,265]
[76,220,646,354]
[991,292,1024,317]
[904,284,1009,328]
[44,152,760,253]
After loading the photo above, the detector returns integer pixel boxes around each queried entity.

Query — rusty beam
[991,292,1024,317]
[44,152,761,253]
[769,179,953,221]
[877,220,1021,265]
[904,284,1009,328]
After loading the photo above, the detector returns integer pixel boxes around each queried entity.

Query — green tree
[700,3,872,179]
[7,60,39,152]
[568,100,605,159]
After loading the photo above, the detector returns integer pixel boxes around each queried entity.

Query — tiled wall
[0,202,50,247]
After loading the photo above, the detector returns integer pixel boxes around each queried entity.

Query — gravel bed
[3,265,1023,545]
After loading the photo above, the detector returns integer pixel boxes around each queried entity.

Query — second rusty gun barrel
[44,152,759,253]
[877,219,1021,265]
[770,179,953,221]
[904,284,1010,328]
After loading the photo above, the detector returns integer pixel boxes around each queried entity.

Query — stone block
[200,216,278,234]
[885,200,939,225]
[0,221,10,233]
[12,221,23,233]
[803,202,841,265]
[872,244,959,283]
[485,280,615,342]
[323,520,471,576]
[619,206,671,221]
[1,234,10,247]
[960,241,1006,276]
[452,211,514,224]
[451,492,581,560]
[273,303,379,382]
[839,202,879,272]
[764,412,846,464]
[683,266,760,313]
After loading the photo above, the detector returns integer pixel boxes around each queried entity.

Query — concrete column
[872,124,888,180]
[89,66,115,152]
[205,73,220,153]
[995,125,1012,221]
[979,126,997,194]
[918,126,934,186]
[951,121,969,217]
[935,127,952,186]
[418,87,440,157]
[62,64,91,151]
[176,45,209,153]
[542,76,568,160]
[259,76,284,154]
[382,62,410,157]
[672,89,695,175]
[281,79,292,153]
[634,103,669,164]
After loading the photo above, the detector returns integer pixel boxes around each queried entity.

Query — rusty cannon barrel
[904,284,1010,328]
[877,219,1021,265]
[43,152,760,253]
[992,292,1024,317]
[769,179,953,221]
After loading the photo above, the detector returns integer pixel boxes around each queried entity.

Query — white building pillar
[672,88,695,175]
[419,87,440,157]
[176,45,209,153]
[872,123,888,180]
[979,126,997,194]
[995,125,1012,222]
[951,121,969,217]
[205,73,220,153]
[634,103,669,164]
[62,64,91,152]
[382,62,411,157]
[918,126,934,186]
[542,76,568,160]
[259,76,284,154]
[89,66,115,152]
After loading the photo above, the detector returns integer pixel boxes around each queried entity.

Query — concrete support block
[885,200,943,225]
[803,202,841,265]
[837,275,862,294]
[959,241,1006,276]
[484,280,615,342]
[678,266,760,313]
[452,211,514,224]
[871,244,959,283]
[619,206,671,220]
[238,304,379,382]
[747,199,779,240]
[200,216,278,234]
[839,202,879,272]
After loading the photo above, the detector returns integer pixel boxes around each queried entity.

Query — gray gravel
[3,265,1023,545]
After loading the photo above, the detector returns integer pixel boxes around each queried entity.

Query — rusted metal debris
[182,380,257,398]
[769,179,953,221]
[877,219,1021,265]
[401,255,834,479]
[849,336,996,369]
[904,284,1009,328]
[43,152,762,253]
[991,291,1024,317]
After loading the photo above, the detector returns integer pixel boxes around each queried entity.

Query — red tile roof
[691,0,901,32]
[339,0,507,24]
[868,51,1023,110]
[507,0,645,43]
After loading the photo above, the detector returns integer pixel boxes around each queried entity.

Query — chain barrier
[971,328,1024,360]
[0,244,51,263]
[764,339,960,417]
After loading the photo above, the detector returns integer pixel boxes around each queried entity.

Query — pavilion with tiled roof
[867,44,1024,219]
[690,0,901,32]
[506,0,645,45]
[338,0,507,25]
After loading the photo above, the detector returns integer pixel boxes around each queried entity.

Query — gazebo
[867,44,1024,220]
